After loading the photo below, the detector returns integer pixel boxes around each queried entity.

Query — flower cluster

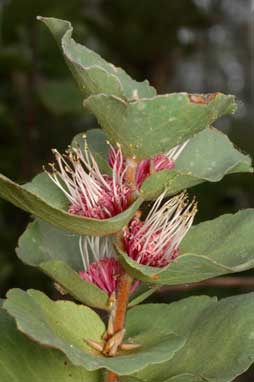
[78,192,196,294]
[123,192,197,268]
[46,138,195,295]
[46,137,188,220]
[46,142,131,219]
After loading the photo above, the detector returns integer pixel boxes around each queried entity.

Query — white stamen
[46,145,111,213]
[166,140,189,161]
[134,192,197,265]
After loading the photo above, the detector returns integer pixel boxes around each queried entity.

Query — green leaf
[121,296,219,380]
[175,128,252,178]
[126,296,216,341]
[37,79,84,116]
[16,219,109,310]
[0,306,101,382]
[84,93,236,159]
[135,293,254,382]
[118,209,254,285]
[4,289,185,375]
[38,17,156,100]
[140,127,253,199]
[159,375,202,382]
[0,172,143,236]
[72,128,112,175]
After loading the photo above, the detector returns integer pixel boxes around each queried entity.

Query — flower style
[46,141,131,219]
[109,140,189,190]
[123,192,197,268]
[79,236,139,295]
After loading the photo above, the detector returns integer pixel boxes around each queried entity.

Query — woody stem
[105,157,137,382]
[113,273,133,333]
[106,371,119,382]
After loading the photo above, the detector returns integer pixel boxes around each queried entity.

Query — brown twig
[159,276,254,293]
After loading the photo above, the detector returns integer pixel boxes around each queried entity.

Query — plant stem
[105,274,132,382]
[113,273,133,333]
[106,371,119,382]
[113,157,137,334]
[105,157,137,382]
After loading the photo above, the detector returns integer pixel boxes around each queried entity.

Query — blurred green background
[0,0,253,379]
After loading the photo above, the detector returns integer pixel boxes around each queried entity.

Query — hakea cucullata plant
[1,16,254,382]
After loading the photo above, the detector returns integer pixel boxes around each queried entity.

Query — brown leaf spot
[188,93,218,105]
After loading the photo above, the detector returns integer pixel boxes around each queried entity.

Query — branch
[159,276,254,294]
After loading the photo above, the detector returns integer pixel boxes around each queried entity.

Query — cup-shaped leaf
[118,209,254,285]
[84,92,236,159]
[16,219,109,310]
[140,127,253,200]
[38,17,156,100]
[134,293,254,382]
[0,172,143,236]
[4,289,185,375]
[0,307,100,382]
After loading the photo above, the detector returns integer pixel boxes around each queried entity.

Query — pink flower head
[123,191,197,268]
[46,142,131,219]
[79,236,122,295]
[135,140,189,189]
[79,236,139,295]
[109,140,189,190]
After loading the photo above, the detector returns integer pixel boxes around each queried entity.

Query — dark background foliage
[0,0,253,379]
